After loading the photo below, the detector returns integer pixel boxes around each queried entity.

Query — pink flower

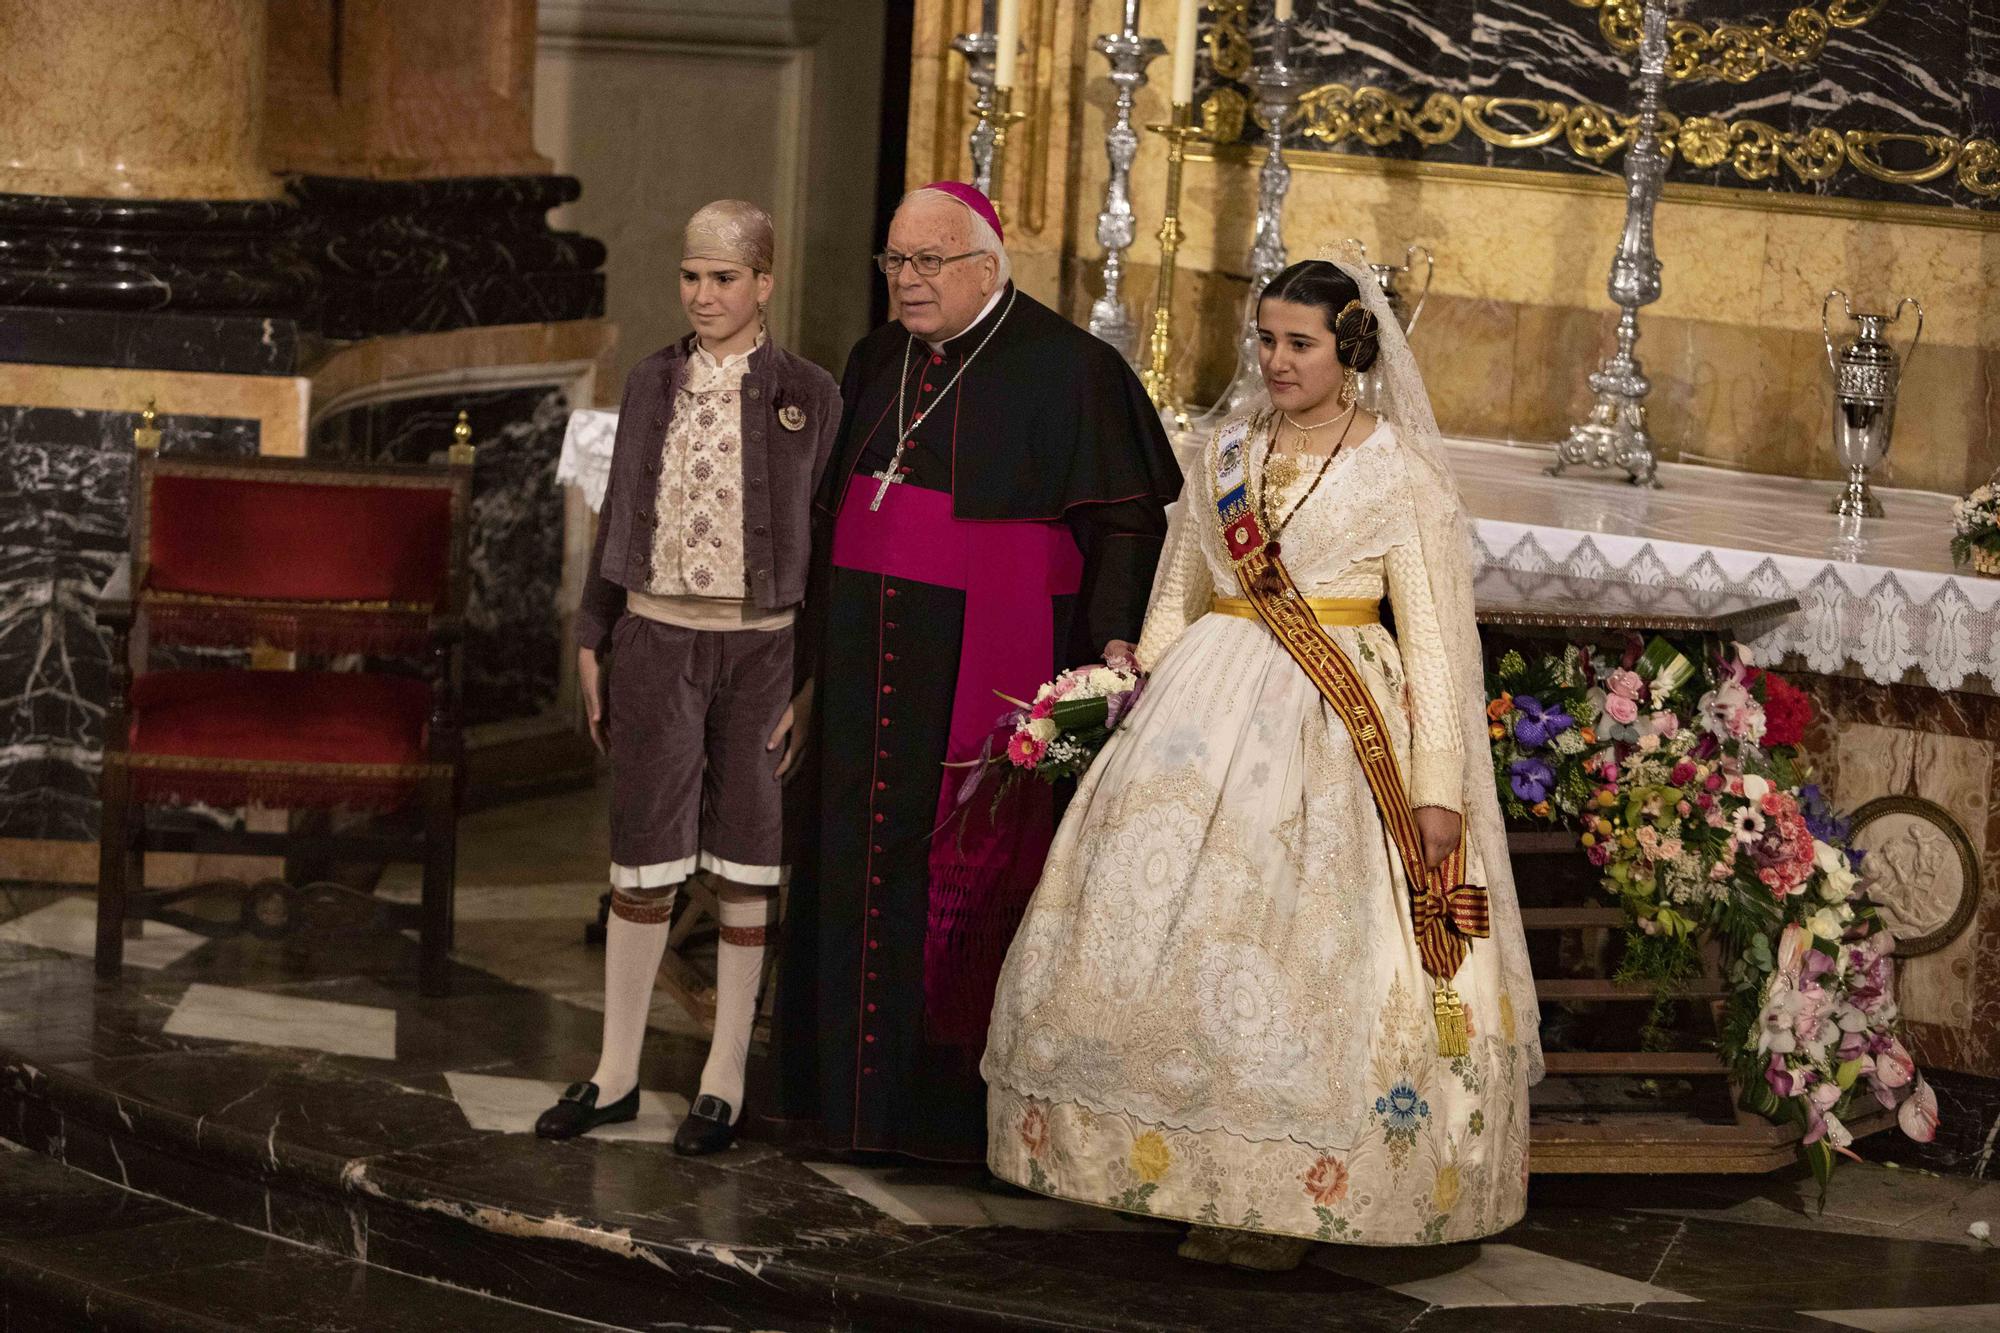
[1670,761,1697,786]
[1604,694,1639,725]
[1586,841,1613,867]
[1704,773,1724,792]
[1029,698,1053,721]
[1676,800,1693,817]
[1656,712,1680,738]
[1006,731,1048,768]
[1874,1037,1915,1090]
[1898,1076,1939,1142]
[1766,1053,1805,1098]
[1608,669,1644,701]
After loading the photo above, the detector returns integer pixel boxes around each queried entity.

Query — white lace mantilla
[559,408,619,514]
[1443,440,1999,694]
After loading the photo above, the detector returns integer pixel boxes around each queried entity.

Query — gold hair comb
[1335,298,1377,352]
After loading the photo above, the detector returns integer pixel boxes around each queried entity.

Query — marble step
[0,1146,640,1332]
[0,1015,1029,1332]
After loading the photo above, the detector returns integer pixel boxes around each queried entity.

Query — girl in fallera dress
[982,259,1543,1269]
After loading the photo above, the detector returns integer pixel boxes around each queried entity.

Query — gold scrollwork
[1208,0,1253,82]
[1566,0,1885,82]
[1459,96,1570,150]
[1269,81,2000,202]
[1844,130,1961,184]
[1960,140,2000,197]
[1295,85,1460,149]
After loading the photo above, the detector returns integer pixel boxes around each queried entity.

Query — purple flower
[1799,783,1853,844]
[1511,695,1574,750]
[1509,757,1555,803]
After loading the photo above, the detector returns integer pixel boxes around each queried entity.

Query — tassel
[1432,982,1469,1059]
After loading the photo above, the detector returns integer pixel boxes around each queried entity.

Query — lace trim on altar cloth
[1472,526,2000,693]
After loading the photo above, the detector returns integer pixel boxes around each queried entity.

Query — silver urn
[1343,240,1433,413]
[1822,289,1924,519]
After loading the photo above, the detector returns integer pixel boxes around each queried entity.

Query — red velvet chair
[95,412,475,995]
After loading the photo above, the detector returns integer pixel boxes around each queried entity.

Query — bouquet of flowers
[1001,665,1145,782]
[1950,480,2000,576]
[950,665,1147,819]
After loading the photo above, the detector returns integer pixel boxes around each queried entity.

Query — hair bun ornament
[1335,298,1378,354]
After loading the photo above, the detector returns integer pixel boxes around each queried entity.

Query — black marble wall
[310,385,567,730]
[0,409,258,842]
[1206,0,2000,212]
[0,174,607,375]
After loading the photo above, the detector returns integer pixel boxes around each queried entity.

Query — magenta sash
[831,474,1084,1046]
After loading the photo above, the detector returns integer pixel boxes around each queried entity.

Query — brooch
[778,404,806,432]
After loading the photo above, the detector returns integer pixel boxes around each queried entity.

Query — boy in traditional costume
[536,200,841,1155]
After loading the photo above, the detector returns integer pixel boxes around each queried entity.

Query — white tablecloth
[1447,438,1998,691]
[558,408,619,515]
[565,407,1997,692]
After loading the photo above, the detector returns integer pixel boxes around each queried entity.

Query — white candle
[995,0,1021,90]
[1276,0,1294,20]
[1170,0,1198,105]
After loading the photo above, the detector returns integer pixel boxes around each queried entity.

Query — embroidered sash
[1212,418,1489,1057]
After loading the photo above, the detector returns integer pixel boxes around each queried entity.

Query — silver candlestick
[1551,0,1667,487]
[951,2,1000,195]
[1086,1,1166,360]
[1202,8,1311,425]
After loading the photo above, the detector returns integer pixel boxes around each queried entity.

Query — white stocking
[697,891,777,1123]
[586,889,675,1105]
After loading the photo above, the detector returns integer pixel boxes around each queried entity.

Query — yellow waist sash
[1211,595,1379,626]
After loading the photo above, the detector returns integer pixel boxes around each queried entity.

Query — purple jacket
[577,335,842,652]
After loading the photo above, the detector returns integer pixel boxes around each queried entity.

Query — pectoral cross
[868,441,909,511]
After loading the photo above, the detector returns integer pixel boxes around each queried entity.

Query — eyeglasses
[874,250,985,277]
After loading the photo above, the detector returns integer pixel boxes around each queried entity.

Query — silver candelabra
[1202,8,1311,426]
[951,2,1001,195]
[1551,0,1667,487]
[1086,1,1166,360]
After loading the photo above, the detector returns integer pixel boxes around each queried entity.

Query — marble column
[0,0,279,201]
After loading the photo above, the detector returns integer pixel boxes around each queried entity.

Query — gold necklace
[1280,402,1355,445]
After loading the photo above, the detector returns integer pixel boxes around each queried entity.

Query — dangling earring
[1339,374,1358,409]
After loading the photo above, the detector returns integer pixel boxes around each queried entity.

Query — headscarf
[682,199,774,272]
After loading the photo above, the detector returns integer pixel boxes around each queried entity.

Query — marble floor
[1,786,1998,1330]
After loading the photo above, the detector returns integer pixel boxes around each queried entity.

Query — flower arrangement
[1950,481,2000,576]
[1485,636,1937,1186]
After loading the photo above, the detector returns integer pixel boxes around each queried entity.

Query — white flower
[1808,907,1847,942]
[1813,839,1858,901]
[1027,717,1059,743]
[1741,773,1772,803]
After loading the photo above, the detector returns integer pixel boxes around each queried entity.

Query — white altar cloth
[563,406,1996,692]
[1448,438,1998,692]
[558,408,619,515]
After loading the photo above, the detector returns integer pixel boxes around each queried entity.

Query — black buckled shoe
[534,1082,639,1140]
[672,1094,737,1156]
